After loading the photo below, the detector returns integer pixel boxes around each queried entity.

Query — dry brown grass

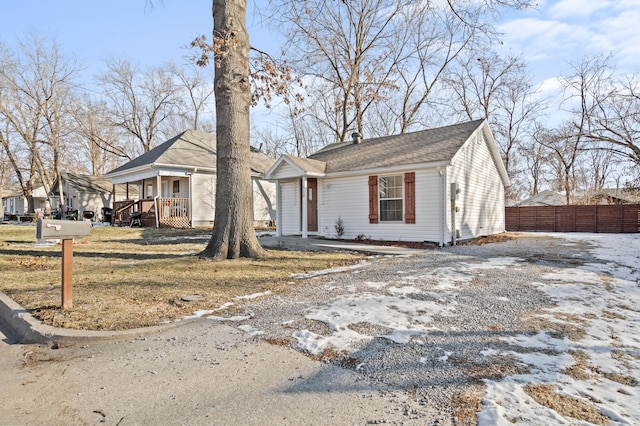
[309,345,348,363]
[563,349,638,386]
[523,384,608,425]
[464,361,528,382]
[602,310,626,320]
[0,225,364,331]
[525,312,588,341]
[452,384,485,426]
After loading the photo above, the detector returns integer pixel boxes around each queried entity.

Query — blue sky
[1,0,638,104]
[0,0,278,76]
[498,0,640,95]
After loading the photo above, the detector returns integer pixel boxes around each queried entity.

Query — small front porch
[113,197,191,228]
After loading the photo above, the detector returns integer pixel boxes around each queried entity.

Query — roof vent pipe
[352,132,362,144]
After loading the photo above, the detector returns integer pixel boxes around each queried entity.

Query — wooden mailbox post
[36,219,91,309]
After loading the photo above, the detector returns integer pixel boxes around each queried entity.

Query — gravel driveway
[2,233,638,425]
[216,233,640,425]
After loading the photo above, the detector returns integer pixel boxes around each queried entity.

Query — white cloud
[499,17,593,65]
[548,0,613,19]
[498,1,640,83]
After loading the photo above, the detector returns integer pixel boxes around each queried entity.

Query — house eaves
[479,123,510,188]
[264,155,326,180]
[323,160,452,179]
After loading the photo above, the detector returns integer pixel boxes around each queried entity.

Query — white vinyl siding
[448,130,505,240]
[315,171,444,242]
[270,162,303,180]
[279,180,300,235]
[191,173,215,227]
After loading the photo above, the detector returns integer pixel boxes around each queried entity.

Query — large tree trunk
[200,0,266,260]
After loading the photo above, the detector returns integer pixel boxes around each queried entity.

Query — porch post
[301,176,308,239]
[275,180,282,237]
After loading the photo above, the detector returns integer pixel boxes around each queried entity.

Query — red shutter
[404,172,415,224]
[368,175,378,224]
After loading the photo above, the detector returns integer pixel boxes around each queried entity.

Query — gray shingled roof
[309,119,485,173]
[107,130,273,175]
[62,173,113,193]
[283,154,327,174]
[516,190,566,206]
[50,173,127,196]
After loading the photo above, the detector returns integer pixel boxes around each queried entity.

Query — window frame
[378,175,404,222]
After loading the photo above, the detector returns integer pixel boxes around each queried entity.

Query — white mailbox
[36,219,91,240]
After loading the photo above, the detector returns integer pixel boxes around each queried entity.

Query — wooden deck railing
[113,200,136,226]
[157,197,190,228]
[112,198,191,228]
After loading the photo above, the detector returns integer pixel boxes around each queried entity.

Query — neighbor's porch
[113,197,191,228]
[111,173,193,228]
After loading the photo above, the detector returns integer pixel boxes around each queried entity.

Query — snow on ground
[284,233,640,424]
[479,234,640,425]
[479,233,640,425]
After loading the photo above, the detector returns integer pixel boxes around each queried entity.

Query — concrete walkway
[258,235,433,256]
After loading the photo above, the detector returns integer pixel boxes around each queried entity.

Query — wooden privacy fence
[506,205,640,233]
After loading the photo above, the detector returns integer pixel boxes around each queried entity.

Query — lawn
[0,225,363,330]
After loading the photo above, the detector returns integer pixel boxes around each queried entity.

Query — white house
[105,130,276,228]
[2,186,48,218]
[264,119,510,245]
[50,173,130,221]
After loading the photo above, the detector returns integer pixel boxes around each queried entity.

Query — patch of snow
[207,315,252,322]
[291,260,370,279]
[238,324,264,336]
[234,291,272,300]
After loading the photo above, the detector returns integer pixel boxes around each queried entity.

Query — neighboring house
[515,190,566,207]
[264,119,510,245]
[573,188,640,205]
[50,173,130,221]
[2,187,21,217]
[2,186,48,217]
[105,130,276,228]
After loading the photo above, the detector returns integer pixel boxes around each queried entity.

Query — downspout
[275,180,282,237]
[438,166,446,247]
[153,194,159,228]
[450,183,459,246]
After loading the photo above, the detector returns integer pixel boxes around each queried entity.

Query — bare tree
[98,58,182,157]
[272,0,535,143]
[440,51,545,200]
[167,62,216,132]
[0,36,79,211]
[587,75,640,168]
[519,136,550,197]
[380,1,480,135]
[73,98,123,175]
[274,0,407,142]
[200,0,266,259]
[534,124,583,204]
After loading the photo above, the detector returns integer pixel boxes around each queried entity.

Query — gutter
[153,194,159,228]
